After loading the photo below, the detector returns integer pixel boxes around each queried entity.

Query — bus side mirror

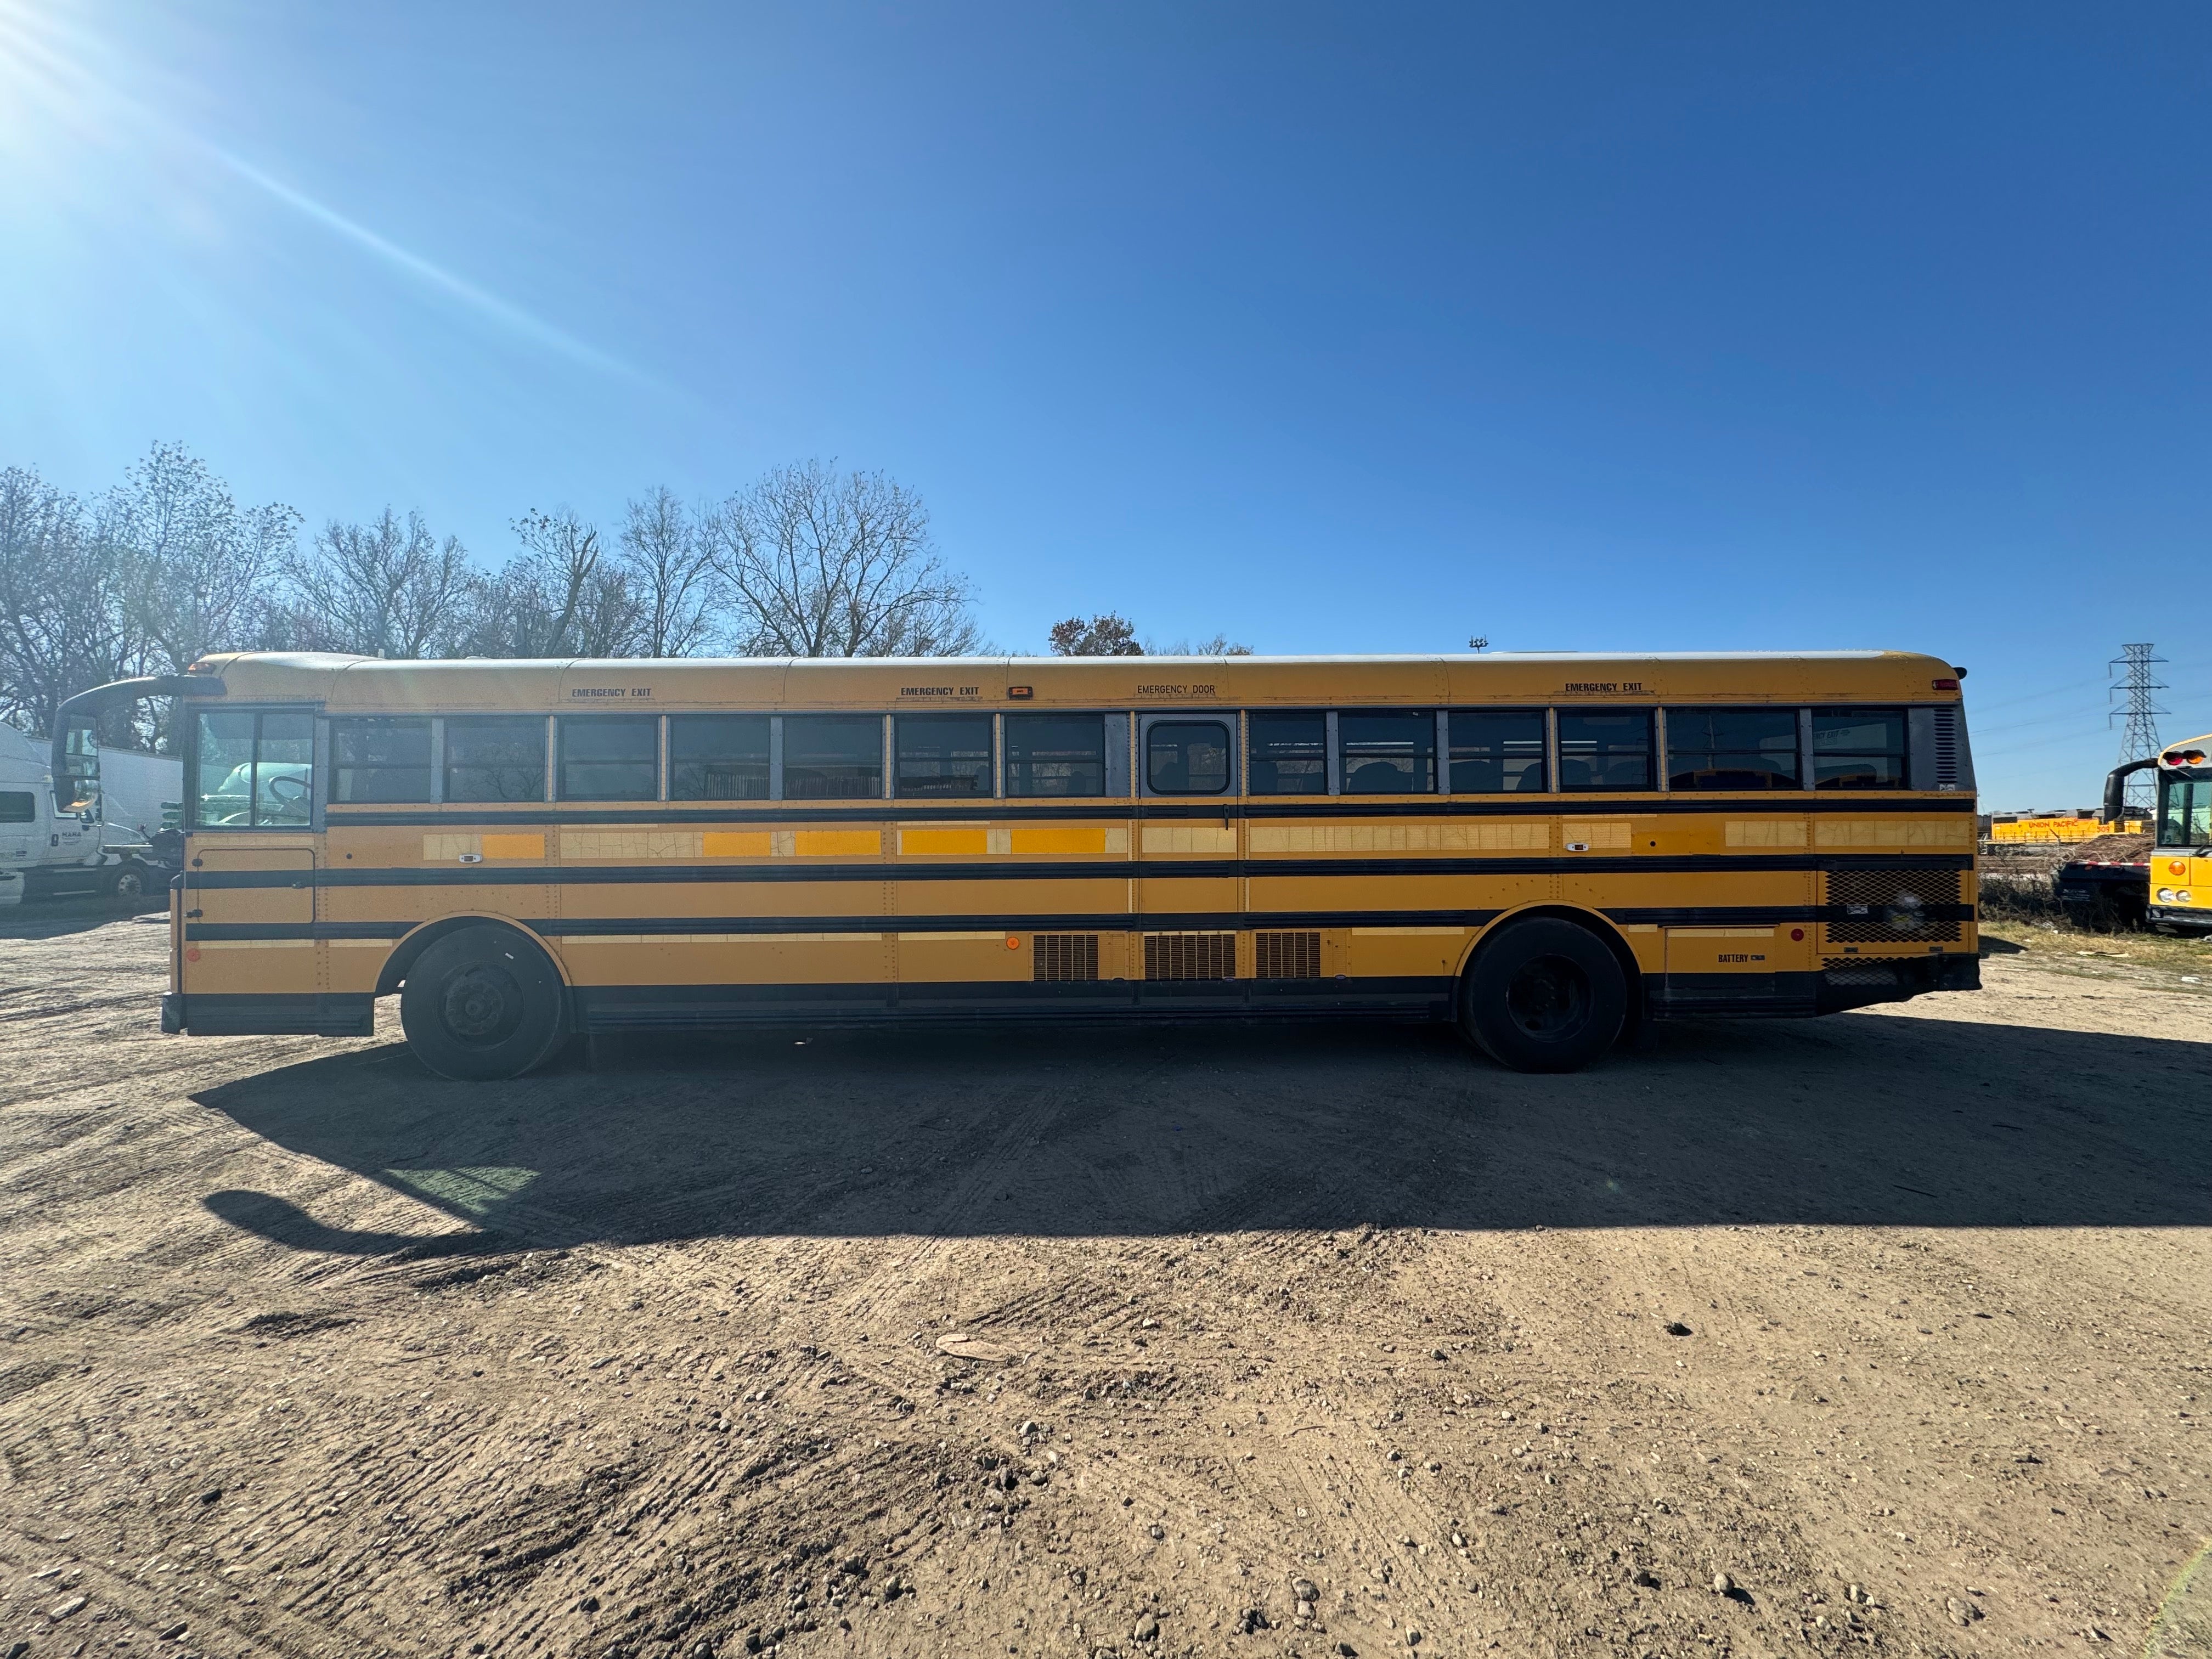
[2103,758,2153,826]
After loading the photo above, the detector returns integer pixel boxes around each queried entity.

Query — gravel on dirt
[0,904,2207,1657]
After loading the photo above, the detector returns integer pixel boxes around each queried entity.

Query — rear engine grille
[1033,933,1099,983]
[1143,932,1236,981]
[1254,930,1321,980]
[1824,867,1964,943]
[1822,960,1902,986]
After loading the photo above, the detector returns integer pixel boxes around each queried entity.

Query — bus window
[1558,710,1653,790]
[670,714,769,800]
[1812,709,1907,790]
[1248,712,1326,794]
[1340,709,1435,793]
[1147,720,1232,795]
[1448,709,1546,793]
[560,715,658,802]
[1666,708,1799,791]
[445,716,547,803]
[783,714,884,800]
[331,718,432,803]
[1006,714,1105,797]
[896,713,992,798]
[2158,776,2211,847]
[194,709,314,827]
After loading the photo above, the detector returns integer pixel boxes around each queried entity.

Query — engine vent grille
[1254,930,1321,980]
[1932,706,1962,789]
[1033,933,1099,983]
[1822,960,1903,985]
[1824,867,1964,943]
[1143,932,1236,981]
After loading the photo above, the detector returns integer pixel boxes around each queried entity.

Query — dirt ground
[2,907,2208,1659]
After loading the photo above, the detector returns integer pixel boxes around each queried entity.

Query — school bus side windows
[1340,709,1435,793]
[1448,709,1546,793]
[1666,708,1799,791]
[331,718,432,803]
[1811,708,1908,790]
[1557,710,1654,791]
[1147,721,1233,795]
[669,714,769,800]
[559,715,657,802]
[445,716,546,803]
[1006,714,1106,797]
[1248,712,1326,794]
[783,714,883,800]
[896,714,992,798]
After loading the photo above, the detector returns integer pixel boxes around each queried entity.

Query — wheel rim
[115,873,142,899]
[441,963,524,1047]
[1504,953,1592,1040]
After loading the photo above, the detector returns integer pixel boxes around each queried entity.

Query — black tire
[399,925,567,1081]
[108,863,147,902]
[1459,917,1627,1074]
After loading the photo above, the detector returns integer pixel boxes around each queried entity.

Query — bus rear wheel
[400,926,567,1081]
[1459,918,1626,1073]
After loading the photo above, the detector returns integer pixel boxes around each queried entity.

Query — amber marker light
[1007,685,1034,699]
[1005,935,1023,950]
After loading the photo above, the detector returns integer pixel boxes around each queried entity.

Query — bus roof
[185,649,1964,712]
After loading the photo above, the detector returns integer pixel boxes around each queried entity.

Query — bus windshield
[2158,774,2212,847]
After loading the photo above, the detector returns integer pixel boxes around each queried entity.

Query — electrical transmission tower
[2109,643,2168,815]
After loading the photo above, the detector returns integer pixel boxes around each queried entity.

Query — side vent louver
[1932,706,1961,791]
[1254,930,1321,980]
[1143,932,1236,981]
[1034,934,1099,983]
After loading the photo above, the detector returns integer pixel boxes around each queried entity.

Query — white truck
[0,721,173,904]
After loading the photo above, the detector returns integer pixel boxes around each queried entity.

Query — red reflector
[1007,685,1034,699]
[1931,678,1960,691]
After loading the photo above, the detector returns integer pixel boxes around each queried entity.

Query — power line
[2109,643,2168,814]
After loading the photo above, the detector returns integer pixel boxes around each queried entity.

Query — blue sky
[1,2,2207,810]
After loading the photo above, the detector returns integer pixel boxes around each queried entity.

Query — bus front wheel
[1458,918,1626,1073]
[400,926,568,1081]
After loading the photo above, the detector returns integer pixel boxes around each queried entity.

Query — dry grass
[1982,918,2212,981]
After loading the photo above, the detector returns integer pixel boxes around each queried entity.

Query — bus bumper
[161,992,184,1034]
[2147,905,2212,935]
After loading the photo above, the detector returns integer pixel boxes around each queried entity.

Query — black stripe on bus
[320,794,1978,827]
[182,902,1972,944]
[186,851,1976,889]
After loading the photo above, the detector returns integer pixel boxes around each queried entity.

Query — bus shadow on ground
[0,897,168,942]
[191,1007,2212,1251]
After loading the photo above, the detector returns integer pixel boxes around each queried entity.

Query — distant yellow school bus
[60,650,1980,1077]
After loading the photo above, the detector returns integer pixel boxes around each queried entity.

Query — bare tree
[279,508,475,658]
[1048,615,1252,656]
[1150,630,1254,657]
[461,508,644,658]
[0,467,145,738]
[705,461,981,657]
[619,488,716,657]
[1048,613,1144,656]
[114,442,297,672]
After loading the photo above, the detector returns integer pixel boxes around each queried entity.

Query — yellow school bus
[2107,731,2212,935]
[58,649,1980,1077]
